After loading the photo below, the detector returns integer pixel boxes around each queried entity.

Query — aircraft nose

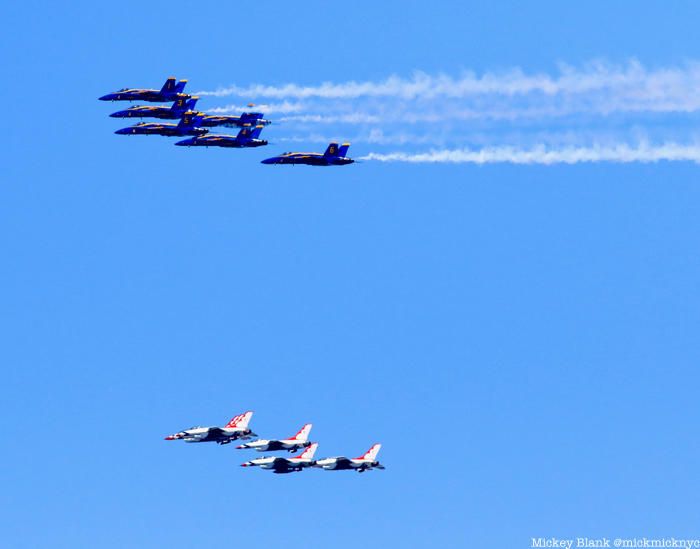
[240,463,249,467]
[99,94,114,101]
[261,158,275,164]
[174,139,192,146]
[164,435,176,440]
[109,111,124,118]
[115,128,131,135]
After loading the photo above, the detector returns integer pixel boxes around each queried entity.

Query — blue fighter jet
[175,124,267,148]
[261,142,354,166]
[197,111,271,129]
[115,111,208,137]
[99,77,189,102]
[110,96,199,120]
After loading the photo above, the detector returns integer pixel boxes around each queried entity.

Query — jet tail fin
[177,111,201,129]
[180,96,199,112]
[174,79,188,94]
[236,124,253,140]
[250,125,265,139]
[170,96,193,113]
[295,442,318,460]
[337,142,350,157]
[357,443,381,461]
[323,142,340,157]
[226,410,253,429]
[160,77,178,93]
[290,423,312,442]
[240,112,264,125]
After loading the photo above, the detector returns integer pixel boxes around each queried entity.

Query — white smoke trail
[205,101,307,114]
[277,129,442,145]
[196,61,700,104]
[361,142,700,164]
[195,61,700,155]
[267,100,700,124]
[279,113,383,124]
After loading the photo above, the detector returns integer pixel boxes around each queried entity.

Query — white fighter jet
[240,443,319,474]
[314,443,384,473]
[164,411,255,445]
[236,423,313,453]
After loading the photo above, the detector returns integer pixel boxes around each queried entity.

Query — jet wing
[272,458,294,472]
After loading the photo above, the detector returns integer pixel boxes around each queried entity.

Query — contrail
[196,61,700,103]
[360,142,700,164]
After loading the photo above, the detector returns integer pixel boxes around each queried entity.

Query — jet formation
[99,77,354,166]
[166,411,384,475]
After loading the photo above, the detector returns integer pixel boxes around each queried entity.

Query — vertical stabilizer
[323,142,340,157]
[226,411,254,429]
[358,443,381,461]
[250,125,264,139]
[290,423,313,442]
[296,442,318,460]
[160,77,177,93]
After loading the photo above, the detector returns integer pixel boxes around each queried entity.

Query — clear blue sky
[3,2,700,547]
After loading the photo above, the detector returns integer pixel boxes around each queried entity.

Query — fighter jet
[241,443,318,474]
[175,124,267,148]
[314,443,384,473]
[164,411,255,445]
[197,111,271,129]
[261,142,353,166]
[99,77,189,102]
[115,111,208,137]
[237,423,313,453]
[109,96,199,120]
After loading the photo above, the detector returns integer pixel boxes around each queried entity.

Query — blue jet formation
[99,77,355,167]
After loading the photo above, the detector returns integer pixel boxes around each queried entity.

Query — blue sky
[3,2,700,547]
